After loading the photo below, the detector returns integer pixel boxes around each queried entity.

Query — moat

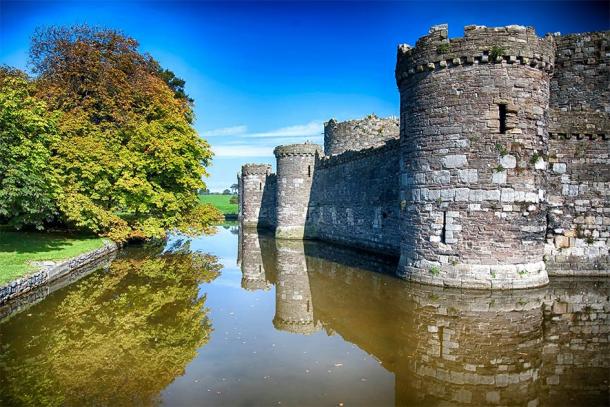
[1,225,608,406]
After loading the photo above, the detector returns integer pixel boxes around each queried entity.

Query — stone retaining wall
[0,241,118,305]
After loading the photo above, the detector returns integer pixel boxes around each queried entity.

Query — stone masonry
[238,24,610,290]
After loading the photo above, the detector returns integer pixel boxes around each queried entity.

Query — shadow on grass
[0,228,100,255]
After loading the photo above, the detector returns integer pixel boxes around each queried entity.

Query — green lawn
[199,194,238,215]
[0,229,107,285]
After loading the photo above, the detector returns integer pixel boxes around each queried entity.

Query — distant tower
[324,114,399,155]
[273,239,319,334]
[274,143,323,239]
[240,164,275,229]
[395,25,554,288]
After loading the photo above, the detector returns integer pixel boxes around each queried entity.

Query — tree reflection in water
[0,242,221,407]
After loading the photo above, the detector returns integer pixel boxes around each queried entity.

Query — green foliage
[229,195,239,204]
[0,69,61,230]
[495,142,508,157]
[436,43,451,54]
[494,164,505,173]
[0,24,224,241]
[489,45,506,60]
[0,244,221,406]
[530,151,542,165]
[429,265,441,276]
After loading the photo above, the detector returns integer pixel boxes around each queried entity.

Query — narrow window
[499,104,507,134]
[441,211,447,244]
[307,300,310,312]
[259,182,262,191]
[307,165,311,177]
[258,265,261,274]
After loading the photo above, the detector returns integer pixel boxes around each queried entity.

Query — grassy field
[199,194,238,215]
[0,229,106,285]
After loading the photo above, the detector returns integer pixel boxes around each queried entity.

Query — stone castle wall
[396,24,554,289]
[324,114,399,156]
[307,139,401,256]
[545,30,610,273]
[239,24,609,289]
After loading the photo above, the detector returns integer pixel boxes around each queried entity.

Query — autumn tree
[29,25,221,241]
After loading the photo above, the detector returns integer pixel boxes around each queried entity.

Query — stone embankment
[0,241,118,305]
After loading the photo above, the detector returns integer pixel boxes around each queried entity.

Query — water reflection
[274,239,320,335]
[0,243,221,407]
[238,228,610,406]
[0,228,607,406]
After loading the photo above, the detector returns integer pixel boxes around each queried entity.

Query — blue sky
[1,1,608,191]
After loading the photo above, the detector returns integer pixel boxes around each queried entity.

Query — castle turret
[273,239,319,334]
[240,164,276,229]
[324,114,399,156]
[273,143,322,239]
[396,25,554,289]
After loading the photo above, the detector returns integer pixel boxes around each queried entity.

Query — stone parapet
[396,24,555,86]
[242,163,272,175]
[273,143,322,158]
[323,114,399,156]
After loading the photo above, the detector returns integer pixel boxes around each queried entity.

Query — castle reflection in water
[238,226,609,406]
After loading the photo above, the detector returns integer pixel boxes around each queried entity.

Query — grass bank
[0,228,106,285]
[199,194,238,215]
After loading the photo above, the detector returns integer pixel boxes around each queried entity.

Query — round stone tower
[273,239,319,334]
[324,114,399,156]
[240,164,273,228]
[395,24,555,289]
[274,143,323,239]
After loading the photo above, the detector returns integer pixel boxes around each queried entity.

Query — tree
[230,183,238,194]
[0,67,61,230]
[28,25,222,241]
[222,189,231,195]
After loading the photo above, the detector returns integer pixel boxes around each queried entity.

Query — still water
[0,225,608,406]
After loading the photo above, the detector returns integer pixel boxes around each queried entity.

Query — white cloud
[208,120,324,158]
[245,121,323,139]
[204,125,247,137]
[213,145,275,157]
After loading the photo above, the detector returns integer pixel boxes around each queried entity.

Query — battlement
[273,143,322,158]
[317,138,400,169]
[396,24,555,86]
[323,114,399,156]
[242,163,272,176]
[548,109,610,139]
[554,31,609,66]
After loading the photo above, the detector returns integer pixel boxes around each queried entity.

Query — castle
[238,24,610,290]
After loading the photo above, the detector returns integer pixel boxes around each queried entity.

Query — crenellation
[241,23,609,290]
[396,24,556,86]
